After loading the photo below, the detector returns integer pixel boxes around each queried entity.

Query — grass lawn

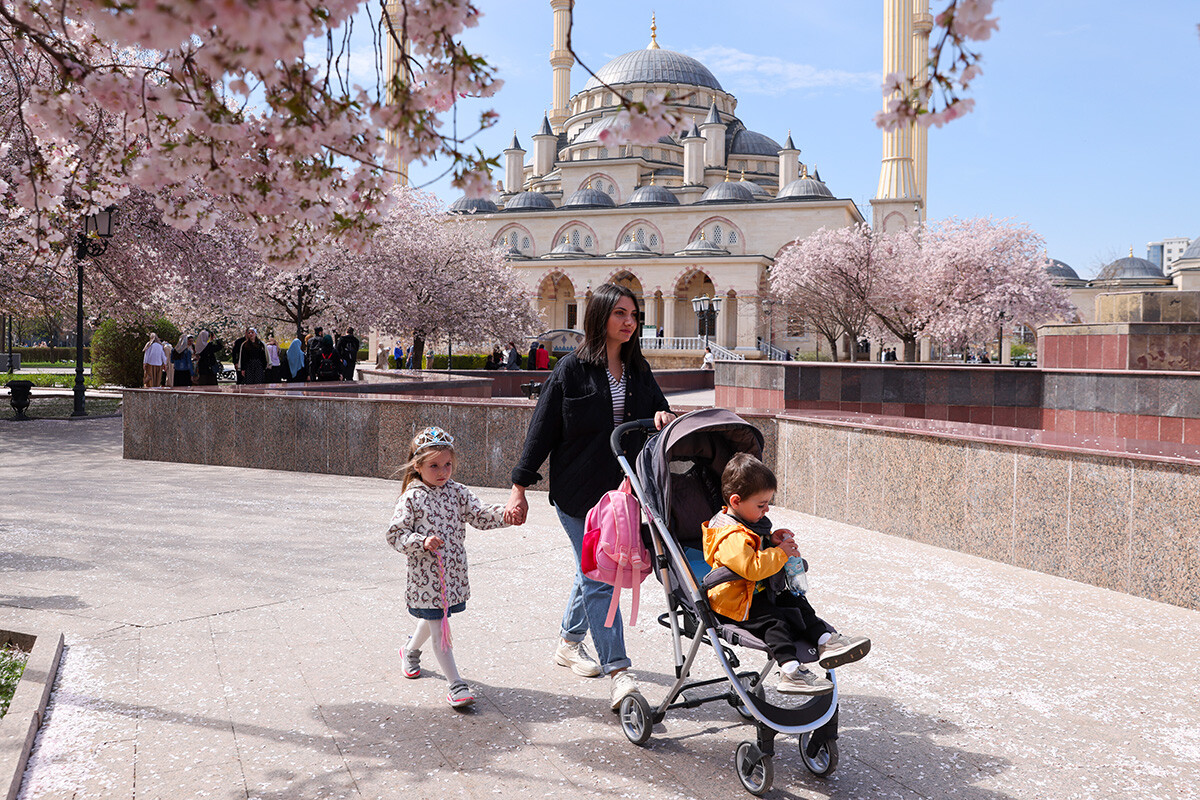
[2,395,121,420]
[0,646,29,719]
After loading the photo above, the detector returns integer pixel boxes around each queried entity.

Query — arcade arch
[537,271,578,331]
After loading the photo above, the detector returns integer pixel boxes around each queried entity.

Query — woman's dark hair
[575,282,645,370]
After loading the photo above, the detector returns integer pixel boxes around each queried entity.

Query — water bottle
[783,555,809,596]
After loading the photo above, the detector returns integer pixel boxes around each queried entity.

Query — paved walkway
[2,418,1199,800]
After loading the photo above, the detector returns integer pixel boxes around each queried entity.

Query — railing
[757,340,790,360]
[640,336,745,360]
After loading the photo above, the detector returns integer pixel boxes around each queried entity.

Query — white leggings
[408,619,462,685]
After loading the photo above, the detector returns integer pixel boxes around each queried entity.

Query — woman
[314,333,342,380]
[142,333,165,388]
[701,346,715,370]
[194,330,220,386]
[172,335,194,387]
[506,283,674,710]
[237,328,268,384]
[162,340,174,386]
[286,338,306,381]
[265,336,281,382]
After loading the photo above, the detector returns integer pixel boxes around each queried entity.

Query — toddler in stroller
[703,452,871,696]
[610,407,871,795]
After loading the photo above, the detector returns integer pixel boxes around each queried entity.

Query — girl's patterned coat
[386,479,507,610]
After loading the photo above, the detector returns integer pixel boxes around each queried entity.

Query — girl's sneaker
[817,633,872,670]
[401,646,421,679]
[447,681,475,708]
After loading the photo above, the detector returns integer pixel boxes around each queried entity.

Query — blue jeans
[556,506,631,675]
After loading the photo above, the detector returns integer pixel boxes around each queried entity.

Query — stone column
[548,0,574,133]
[662,296,677,338]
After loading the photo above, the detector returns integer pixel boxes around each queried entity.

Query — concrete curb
[0,629,64,800]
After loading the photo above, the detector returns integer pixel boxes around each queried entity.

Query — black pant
[725,591,830,666]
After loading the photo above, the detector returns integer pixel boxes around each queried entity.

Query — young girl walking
[386,426,509,708]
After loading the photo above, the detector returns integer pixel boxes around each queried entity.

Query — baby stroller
[611,408,841,795]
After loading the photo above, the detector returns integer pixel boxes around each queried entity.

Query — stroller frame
[610,410,841,795]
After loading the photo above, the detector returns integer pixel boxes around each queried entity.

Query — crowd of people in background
[484,340,549,371]
[140,324,361,387]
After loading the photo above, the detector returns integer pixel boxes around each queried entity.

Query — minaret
[682,123,705,185]
[871,0,918,231]
[383,0,410,185]
[777,131,799,190]
[503,132,526,194]
[700,100,727,170]
[549,0,574,133]
[912,0,932,212]
[531,114,557,178]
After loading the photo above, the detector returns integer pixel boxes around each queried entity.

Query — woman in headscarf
[162,339,174,386]
[314,333,342,380]
[142,333,165,388]
[194,330,220,386]
[172,334,194,387]
[237,328,268,384]
[286,337,305,381]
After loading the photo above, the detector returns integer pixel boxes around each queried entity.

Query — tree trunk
[411,331,426,370]
[825,334,839,363]
[902,337,918,362]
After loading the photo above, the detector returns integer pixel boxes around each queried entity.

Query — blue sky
[406,1,1199,278]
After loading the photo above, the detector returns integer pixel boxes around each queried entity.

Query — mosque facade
[447,9,874,356]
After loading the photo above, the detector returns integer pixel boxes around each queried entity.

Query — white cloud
[683,46,878,95]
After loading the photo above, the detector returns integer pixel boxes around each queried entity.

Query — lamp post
[690,293,722,350]
[72,207,116,417]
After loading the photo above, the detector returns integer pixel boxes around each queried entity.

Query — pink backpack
[581,479,654,627]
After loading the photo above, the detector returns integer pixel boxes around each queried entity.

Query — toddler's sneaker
[609,670,639,711]
[817,633,871,670]
[400,645,421,679]
[447,681,475,708]
[554,640,601,677]
[777,668,833,696]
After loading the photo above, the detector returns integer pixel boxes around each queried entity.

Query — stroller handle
[611,418,658,459]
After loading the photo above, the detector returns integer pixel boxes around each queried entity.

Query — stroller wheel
[799,732,839,777]
[734,741,773,796]
[618,693,653,746]
[732,673,765,721]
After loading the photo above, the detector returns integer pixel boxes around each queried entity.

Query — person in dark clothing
[527,341,539,370]
[314,334,343,380]
[230,328,248,384]
[337,327,360,380]
[506,282,674,711]
[193,330,220,385]
[237,328,268,384]
[485,346,502,370]
[307,326,324,380]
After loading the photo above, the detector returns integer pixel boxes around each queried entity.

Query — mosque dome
[448,196,497,214]
[1179,236,1200,261]
[775,176,834,200]
[729,129,782,157]
[676,234,729,256]
[1046,259,1080,280]
[503,191,555,211]
[583,48,722,92]
[737,179,771,198]
[544,240,588,258]
[699,181,755,204]
[562,185,616,209]
[1096,256,1164,281]
[572,115,621,145]
[609,240,656,257]
[627,184,680,206]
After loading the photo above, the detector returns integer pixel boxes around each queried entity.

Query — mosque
[1048,239,1200,324]
[445,2,932,358]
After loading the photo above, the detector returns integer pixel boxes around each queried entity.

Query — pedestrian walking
[143,333,166,388]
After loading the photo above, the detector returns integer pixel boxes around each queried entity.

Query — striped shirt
[608,369,627,427]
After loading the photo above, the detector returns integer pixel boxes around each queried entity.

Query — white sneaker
[554,640,602,677]
[609,670,639,711]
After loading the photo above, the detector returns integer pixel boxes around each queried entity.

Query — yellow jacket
[701,508,789,621]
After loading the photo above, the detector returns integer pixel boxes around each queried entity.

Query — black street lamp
[690,293,722,350]
[72,207,116,417]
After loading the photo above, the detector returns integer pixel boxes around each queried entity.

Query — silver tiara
[413,426,454,453]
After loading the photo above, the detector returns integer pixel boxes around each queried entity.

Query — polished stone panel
[1012,452,1072,578]
[1129,463,1200,608]
[959,443,1015,563]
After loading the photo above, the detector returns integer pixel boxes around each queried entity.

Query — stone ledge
[0,629,64,800]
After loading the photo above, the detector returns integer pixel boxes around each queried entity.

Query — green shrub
[0,373,101,389]
[794,350,833,362]
[5,346,90,362]
[91,317,180,388]
[424,353,558,370]
[1011,342,1035,359]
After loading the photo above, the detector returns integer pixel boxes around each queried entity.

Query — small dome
[737,179,771,198]
[562,185,616,209]
[448,196,497,214]
[627,184,680,206]
[729,129,782,157]
[775,176,834,200]
[544,240,588,258]
[1046,259,1080,280]
[503,191,555,211]
[1179,236,1200,261]
[608,240,656,257]
[572,116,622,145]
[676,236,729,256]
[699,181,755,204]
[502,245,528,260]
[582,48,723,92]
[1096,256,1164,281]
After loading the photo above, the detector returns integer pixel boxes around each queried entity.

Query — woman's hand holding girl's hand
[504,485,528,526]
[653,410,676,430]
[423,535,444,551]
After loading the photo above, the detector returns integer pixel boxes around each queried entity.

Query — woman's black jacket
[511,351,671,517]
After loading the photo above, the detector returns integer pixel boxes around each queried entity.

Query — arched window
[728,230,738,245]
[642,147,651,159]
[598,147,608,159]
[559,235,567,245]
[623,233,632,243]
[508,232,518,247]
[636,228,645,244]
[712,225,723,245]
[584,234,593,250]
[649,233,659,248]
[571,230,580,246]
[737,160,747,172]
[521,236,530,250]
